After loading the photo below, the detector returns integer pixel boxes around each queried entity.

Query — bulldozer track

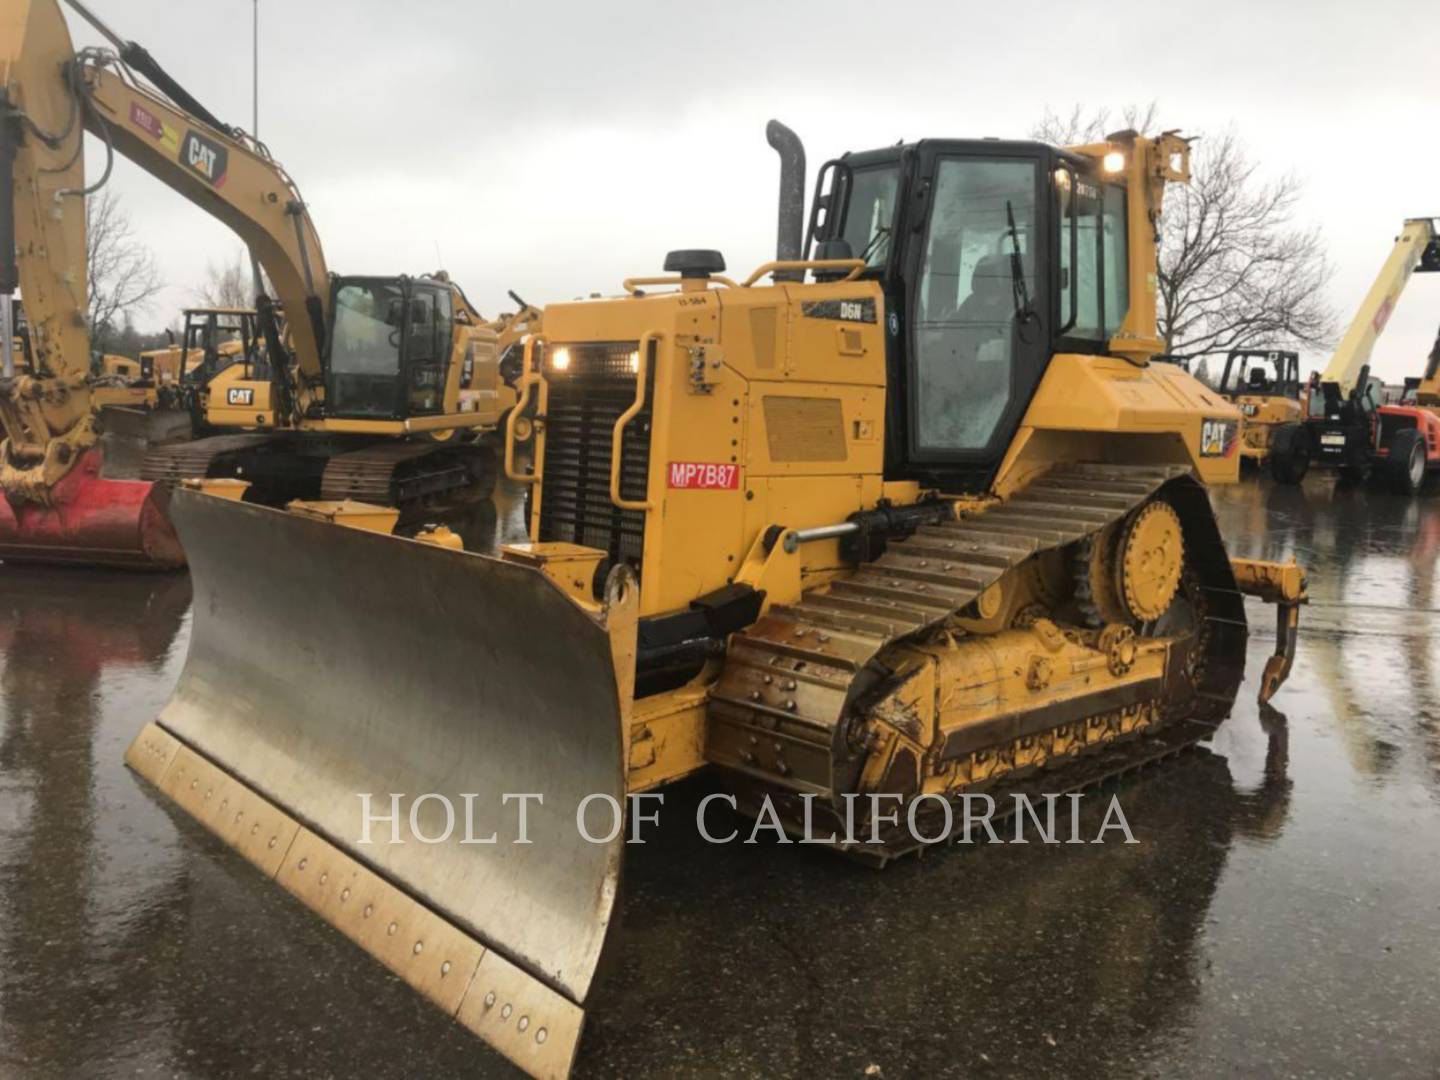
[708,462,1247,863]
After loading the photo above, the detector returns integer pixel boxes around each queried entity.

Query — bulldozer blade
[0,449,184,569]
[124,487,628,1079]
[96,404,194,480]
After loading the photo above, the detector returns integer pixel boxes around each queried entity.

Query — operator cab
[324,276,452,419]
[175,308,262,386]
[809,139,1131,492]
[1218,349,1300,402]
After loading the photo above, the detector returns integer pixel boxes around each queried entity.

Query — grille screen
[538,341,652,570]
[1379,412,1418,444]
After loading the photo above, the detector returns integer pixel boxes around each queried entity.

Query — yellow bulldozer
[126,122,1307,1077]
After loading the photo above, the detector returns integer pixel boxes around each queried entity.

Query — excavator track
[320,440,497,508]
[707,463,1248,863]
[140,433,276,485]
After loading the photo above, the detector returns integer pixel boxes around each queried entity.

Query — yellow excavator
[126,120,1308,1078]
[1,0,518,566]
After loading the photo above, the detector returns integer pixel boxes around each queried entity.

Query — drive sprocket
[1117,498,1185,622]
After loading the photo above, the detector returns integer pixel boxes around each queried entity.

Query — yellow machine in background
[2,0,518,562]
[129,121,1306,1078]
[1216,349,1302,463]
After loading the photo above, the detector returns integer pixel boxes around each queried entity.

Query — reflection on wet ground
[2,473,1439,1077]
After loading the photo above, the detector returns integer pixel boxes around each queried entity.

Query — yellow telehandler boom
[1317,218,1438,392]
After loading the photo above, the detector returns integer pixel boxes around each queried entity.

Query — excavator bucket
[124,487,631,1079]
[0,450,184,569]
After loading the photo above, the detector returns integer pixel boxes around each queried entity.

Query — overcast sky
[66,0,1440,382]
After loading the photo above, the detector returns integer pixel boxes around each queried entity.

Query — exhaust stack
[766,120,805,282]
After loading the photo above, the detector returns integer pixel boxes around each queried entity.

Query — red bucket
[0,449,184,569]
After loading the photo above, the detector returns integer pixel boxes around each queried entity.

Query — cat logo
[1199,418,1238,458]
[226,387,255,407]
[182,131,229,188]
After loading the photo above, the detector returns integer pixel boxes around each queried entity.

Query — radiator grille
[537,341,651,571]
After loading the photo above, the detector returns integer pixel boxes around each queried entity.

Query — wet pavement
[2,474,1439,1078]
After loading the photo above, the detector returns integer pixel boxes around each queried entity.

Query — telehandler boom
[0,0,518,566]
[127,123,1307,1078]
[1270,217,1440,486]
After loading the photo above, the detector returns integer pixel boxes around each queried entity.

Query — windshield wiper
[858,224,891,265]
[1005,200,1038,327]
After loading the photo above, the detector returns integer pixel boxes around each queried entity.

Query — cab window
[840,166,900,268]
[913,158,1037,453]
[1059,177,1128,341]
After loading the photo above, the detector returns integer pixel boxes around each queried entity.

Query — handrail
[622,275,739,294]
[609,332,658,512]
[619,258,865,294]
[503,335,545,484]
[741,259,865,287]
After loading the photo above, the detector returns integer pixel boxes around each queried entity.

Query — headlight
[1102,150,1126,173]
[551,347,571,372]
[628,350,641,374]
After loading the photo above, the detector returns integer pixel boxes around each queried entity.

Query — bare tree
[195,249,261,310]
[86,189,163,353]
[1032,106,1337,364]
[1033,102,1162,146]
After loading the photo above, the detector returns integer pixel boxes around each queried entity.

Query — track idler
[0,449,184,569]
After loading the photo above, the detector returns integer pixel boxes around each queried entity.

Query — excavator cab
[325,276,453,419]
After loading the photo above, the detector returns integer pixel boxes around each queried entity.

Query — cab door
[900,148,1051,489]
[402,285,450,416]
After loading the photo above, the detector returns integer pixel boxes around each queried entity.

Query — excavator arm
[0,0,330,499]
[0,0,93,494]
